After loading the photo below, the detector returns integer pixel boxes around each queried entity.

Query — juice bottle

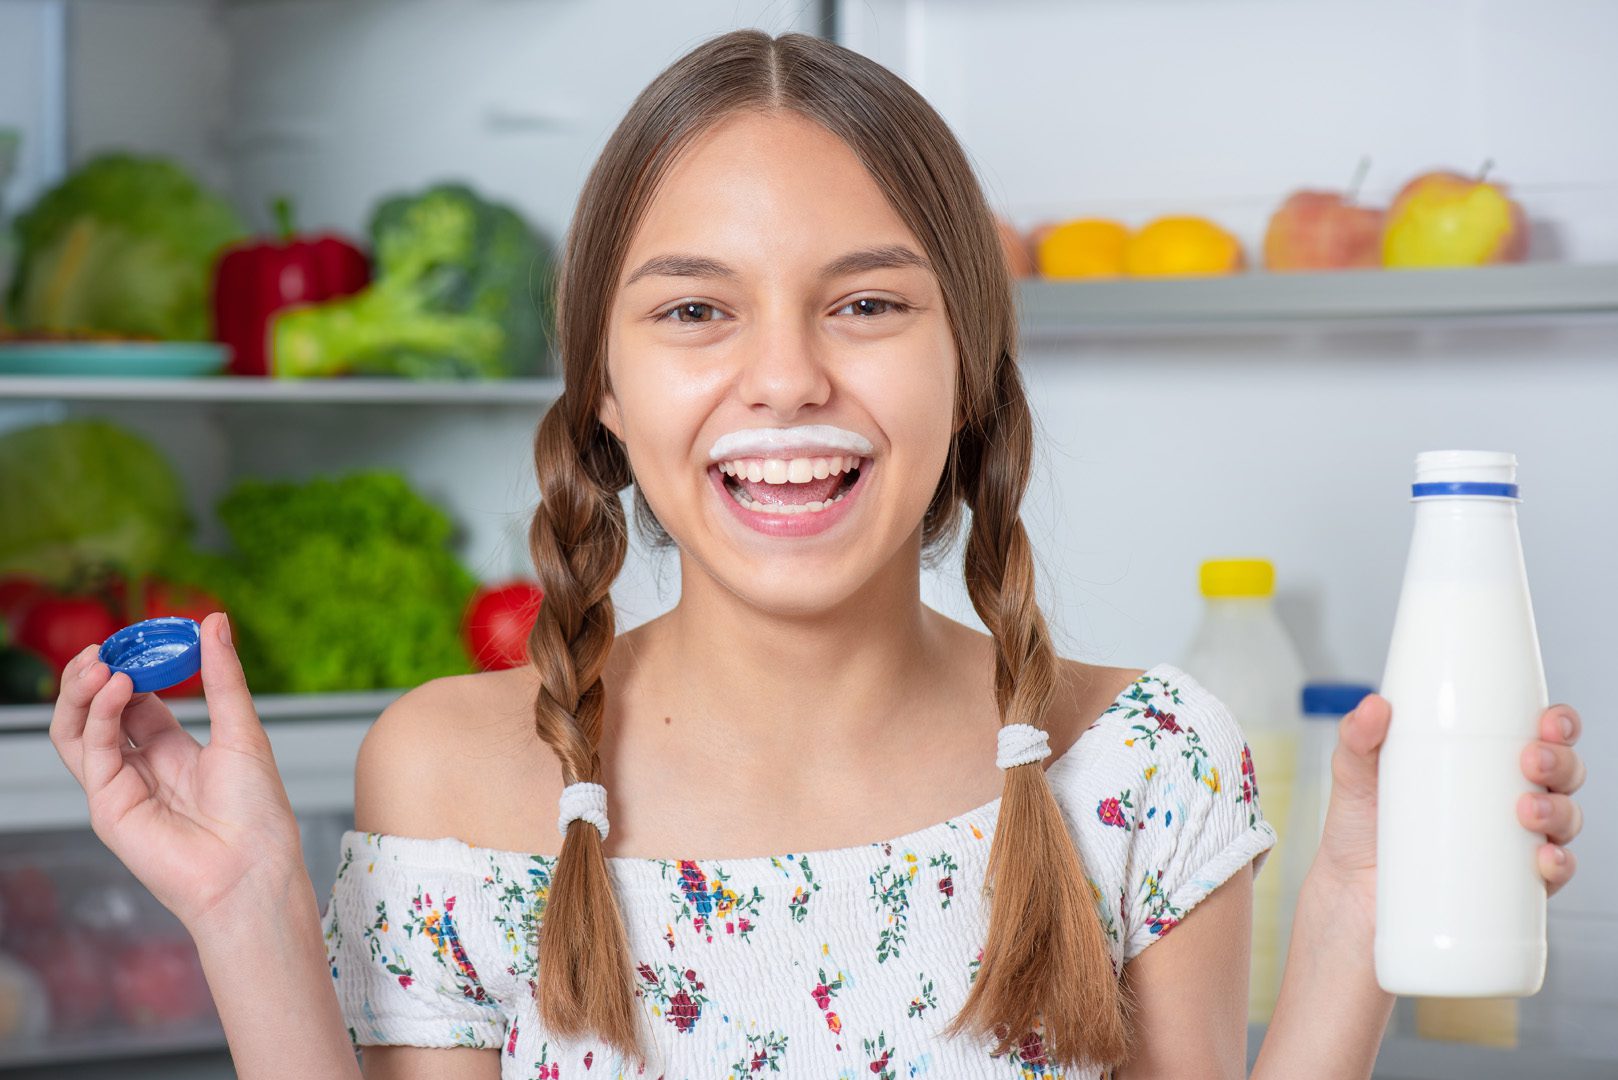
[1280,681,1377,959]
[1375,450,1548,996]
[1181,558,1306,1024]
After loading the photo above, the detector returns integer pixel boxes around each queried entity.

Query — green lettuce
[0,418,194,586]
[6,153,246,340]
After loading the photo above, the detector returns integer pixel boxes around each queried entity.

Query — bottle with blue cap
[1376,450,1549,998]
[1279,681,1376,980]
[1180,557,1306,1025]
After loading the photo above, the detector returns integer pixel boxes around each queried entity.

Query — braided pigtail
[526,393,643,1063]
[939,354,1137,1072]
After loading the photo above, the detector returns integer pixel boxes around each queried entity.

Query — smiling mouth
[715,456,867,515]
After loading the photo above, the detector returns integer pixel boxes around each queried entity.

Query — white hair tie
[557,781,611,841]
[996,723,1052,770]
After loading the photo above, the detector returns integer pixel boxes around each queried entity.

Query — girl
[51,28,1586,1080]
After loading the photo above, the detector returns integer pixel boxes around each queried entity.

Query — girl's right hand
[49,611,307,934]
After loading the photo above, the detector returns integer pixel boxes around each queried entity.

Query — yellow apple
[1382,168,1528,267]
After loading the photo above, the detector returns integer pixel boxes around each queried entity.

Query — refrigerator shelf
[1019,261,1618,338]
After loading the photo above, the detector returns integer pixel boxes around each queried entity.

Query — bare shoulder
[1049,656,1148,757]
[353,666,563,851]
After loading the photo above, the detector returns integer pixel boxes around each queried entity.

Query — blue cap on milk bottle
[98,617,203,693]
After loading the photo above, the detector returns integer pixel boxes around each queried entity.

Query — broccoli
[6,153,246,340]
[272,182,556,379]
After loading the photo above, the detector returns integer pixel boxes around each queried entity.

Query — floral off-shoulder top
[319,662,1277,1080]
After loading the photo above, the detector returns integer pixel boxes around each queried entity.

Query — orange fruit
[1124,216,1245,276]
[1035,218,1131,279]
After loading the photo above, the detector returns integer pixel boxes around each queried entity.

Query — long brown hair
[526,27,1136,1073]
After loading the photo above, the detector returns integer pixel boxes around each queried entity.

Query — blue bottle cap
[1301,682,1378,718]
[99,617,202,694]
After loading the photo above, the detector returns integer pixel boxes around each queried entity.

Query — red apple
[1263,190,1386,270]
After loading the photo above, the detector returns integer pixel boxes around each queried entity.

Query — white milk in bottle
[1181,558,1306,1024]
[1375,450,1548,996]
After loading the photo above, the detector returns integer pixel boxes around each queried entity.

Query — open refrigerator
[1,1,1616,1078]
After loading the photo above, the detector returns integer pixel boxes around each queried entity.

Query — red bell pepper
[212,197,369,377]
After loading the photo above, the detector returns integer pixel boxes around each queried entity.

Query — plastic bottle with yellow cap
[1180,558,1307,1026]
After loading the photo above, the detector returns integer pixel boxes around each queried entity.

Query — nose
[734,313,832,418]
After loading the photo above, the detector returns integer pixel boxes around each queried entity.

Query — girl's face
[602,111,959,615]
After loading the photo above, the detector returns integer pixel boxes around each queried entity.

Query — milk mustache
[1375,450,1548,996]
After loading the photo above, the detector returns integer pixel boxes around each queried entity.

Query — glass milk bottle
[1181,558,1306,1024]
[1376,450,1548,996]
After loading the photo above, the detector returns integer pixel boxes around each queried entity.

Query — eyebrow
[622,244,933,288]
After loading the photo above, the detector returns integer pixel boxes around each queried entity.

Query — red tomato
[14,595,121,674]
[135,578,222,698]
[462,581,544,671]
[109,937,214,1028]
[0,575,51,637]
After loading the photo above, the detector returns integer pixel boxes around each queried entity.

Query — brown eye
[656,301,724,324]
[837,297,911,318]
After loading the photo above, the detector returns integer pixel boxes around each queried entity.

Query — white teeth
[726,483,853,515]
[714,454,863,484]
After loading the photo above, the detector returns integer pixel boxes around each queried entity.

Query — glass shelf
[0,375,565,406]
[1019,261,1618,338]
[0,687,406,734]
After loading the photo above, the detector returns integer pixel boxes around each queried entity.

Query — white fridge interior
[0,1,1614,1076]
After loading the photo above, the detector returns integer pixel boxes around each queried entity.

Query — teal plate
[0,341,231,376]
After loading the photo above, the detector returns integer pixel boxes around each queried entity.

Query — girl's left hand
[1313,694,1586,902]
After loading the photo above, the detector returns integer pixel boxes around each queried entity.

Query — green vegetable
[273,182,555,379]
[0,644,55,705]
[7,153,246,340]
[165,471,478,693]
[0,419,194,587]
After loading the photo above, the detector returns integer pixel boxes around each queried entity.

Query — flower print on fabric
[320,662,1276,1077]
[907,973,938,1018]
[728,1029,789,1076]
[864,1031,897,1080]
[1238,741,1261,827]
[1002,1021,1064,1079]
[1096,789,1134,830]
[869,859,913,963]
[808,960,846,1041]
[1112,674,1212,784]
[480,855,553,982]
[1109,681,1185,750]
[929,851,958,908]
[1137,867,1186,940]
[636,962,709,1034]
[770,853,821,923]
[660,859,764,943]
[401,886,491,1007]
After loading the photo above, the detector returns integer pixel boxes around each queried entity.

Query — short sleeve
[1116,667,1278,964]
[319,831,508,1050]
